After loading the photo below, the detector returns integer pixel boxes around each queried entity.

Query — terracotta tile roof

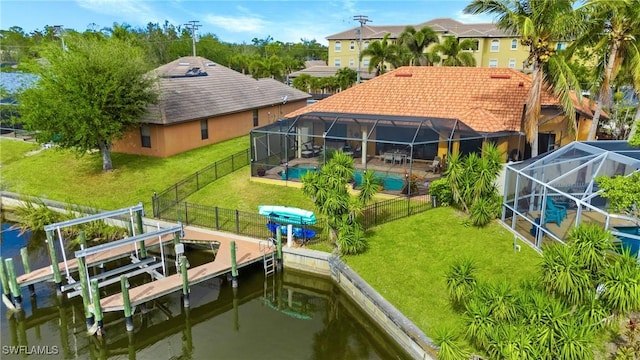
[143,56,310,125]
[286,67,595,134]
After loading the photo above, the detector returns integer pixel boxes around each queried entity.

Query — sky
[0,0,495,45]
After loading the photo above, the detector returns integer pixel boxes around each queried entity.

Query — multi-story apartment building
[327,18,569,71]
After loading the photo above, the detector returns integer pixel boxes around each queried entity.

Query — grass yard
[185,167,315,211]
[343,206,541,339]
[1,135,543,349]
[0,136,249,211]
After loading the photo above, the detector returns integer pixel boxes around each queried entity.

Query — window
[556,42,566,50]
[140,125,151,148]
[489,59,498,68]
[253,109,259,127]
[511,39,518,50]
[334,58,341,67]
[363,58,370,67]
[200,119,208,140]
[509,59,516,68]
[349,58,354,67]
[490,40,500,52]
[335,41,341,52]
[350,41,355,50]
[364,41,369,49]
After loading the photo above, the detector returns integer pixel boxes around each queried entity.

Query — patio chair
[429,156,441,173]
[546,197,567,219]
[301,144,314,158]
[543,198,567,226]
[383,153,394,164]
[352,145,362,158]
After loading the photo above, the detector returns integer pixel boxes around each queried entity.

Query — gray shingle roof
[142,56,310,125]
[289,66,375,80]
[326,17,514,40]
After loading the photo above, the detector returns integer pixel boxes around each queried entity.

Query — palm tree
[335,67,357,90]
[300,152,378,255]
[573,0,640,140]
[249,55,284,80]
[359,33,400,76]
[445,257,478,308]
[433,36,478,67]
[465,0,584,158]
[230,53,255,75]
[397,25,439,66]
[433,327,471,360]
[540,244,591,305]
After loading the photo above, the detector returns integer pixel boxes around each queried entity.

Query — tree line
[0,22,328,80]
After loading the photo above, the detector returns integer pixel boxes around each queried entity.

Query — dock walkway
[100,228,272,312]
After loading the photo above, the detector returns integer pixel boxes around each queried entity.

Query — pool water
[614,226,640,257]
[282,165,406,191]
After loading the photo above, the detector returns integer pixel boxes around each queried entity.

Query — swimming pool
[281,165,405,191]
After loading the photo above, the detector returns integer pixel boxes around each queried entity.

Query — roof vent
[395,73,413,77]
[489,74,511,79]
[206,62,216,67]
[518,81,524,87]
[178,62,190,66]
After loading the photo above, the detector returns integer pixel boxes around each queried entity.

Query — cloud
[75,0,173,26]
[203,14,268,33]
[454,10,495,24]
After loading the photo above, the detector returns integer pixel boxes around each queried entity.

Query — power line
[353,15,371,84]
[183,20,201,57]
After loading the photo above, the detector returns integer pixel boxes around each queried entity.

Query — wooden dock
[100,228,273,312]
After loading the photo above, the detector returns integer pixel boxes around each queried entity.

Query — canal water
[0,223,412,359]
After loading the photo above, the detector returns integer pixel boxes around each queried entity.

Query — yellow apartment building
[326,18,569,72]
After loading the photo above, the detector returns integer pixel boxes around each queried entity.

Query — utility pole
[184,20,201,57]
[353,15,371,84]
[52,25,66,51]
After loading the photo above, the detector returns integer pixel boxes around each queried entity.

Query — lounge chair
[429,156,442,173]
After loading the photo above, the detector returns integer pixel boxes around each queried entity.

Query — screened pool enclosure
[502,141,640,254]
[250,112,511,194]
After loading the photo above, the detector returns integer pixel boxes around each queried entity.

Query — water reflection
[1,224,411,359]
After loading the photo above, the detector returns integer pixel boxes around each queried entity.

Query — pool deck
[257,157,441,195]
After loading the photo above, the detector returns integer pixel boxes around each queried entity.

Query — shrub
[429,178,453,206]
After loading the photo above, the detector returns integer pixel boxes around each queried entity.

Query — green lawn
[0,136,249,211]
[343,207,541,338]
[185,167,315,211]
[1,136,541,347]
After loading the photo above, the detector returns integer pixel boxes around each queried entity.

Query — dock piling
[20,247,36,296]
[77,252,94,331]
[0,256,12,303]
[230,241,238,288]
[5,258,22,310]
[90,279,103,337]
[180,255,190,308]
[136,209,147,259]
[276,227,283,271]
[121,276,134,332]
[45,230,63,295]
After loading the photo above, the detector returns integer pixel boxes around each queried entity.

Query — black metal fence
[360,194,431,229]
[156,201,325,242]
[152,149,250,217]
[153,194,432,242]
